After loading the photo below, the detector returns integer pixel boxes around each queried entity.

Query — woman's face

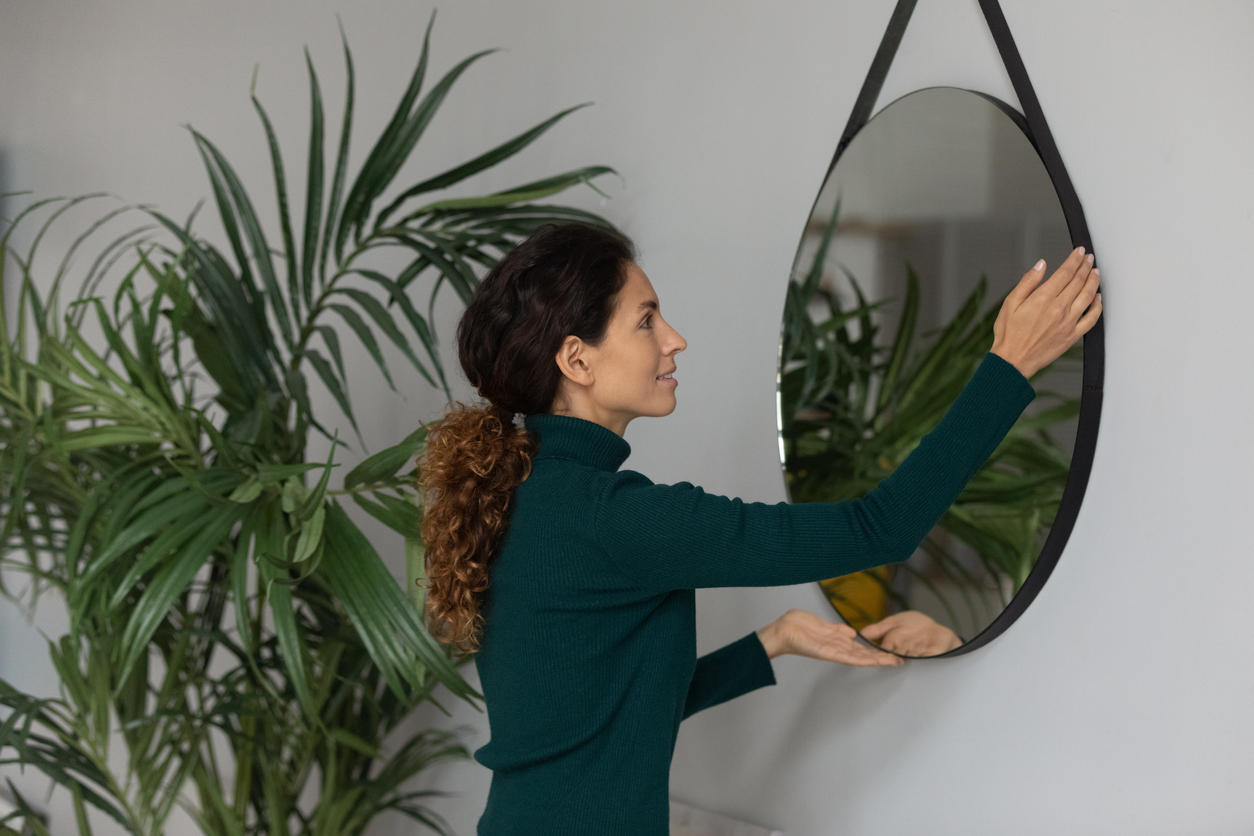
[555,262,687,432]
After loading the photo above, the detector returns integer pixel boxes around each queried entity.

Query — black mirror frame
[777,0,1105,657]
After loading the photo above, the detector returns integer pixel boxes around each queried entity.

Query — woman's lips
[657,372,677,387]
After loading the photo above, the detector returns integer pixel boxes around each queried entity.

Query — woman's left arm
[681,632,777,719]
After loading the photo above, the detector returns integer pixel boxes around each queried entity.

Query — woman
[418,223,1102,834]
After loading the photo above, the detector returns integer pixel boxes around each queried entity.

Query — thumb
[1005,258,1046,309]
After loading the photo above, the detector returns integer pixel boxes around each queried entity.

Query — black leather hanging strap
[832,0,919,171]
[976,0,1103,392]
[978,0,1090,252]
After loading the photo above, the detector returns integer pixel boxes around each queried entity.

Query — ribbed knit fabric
[473,351,1036,835]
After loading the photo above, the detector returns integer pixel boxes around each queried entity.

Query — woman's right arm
[593,350,1035,592]
[593,247,1101,593]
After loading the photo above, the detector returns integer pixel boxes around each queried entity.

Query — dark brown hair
[418,223,636,654]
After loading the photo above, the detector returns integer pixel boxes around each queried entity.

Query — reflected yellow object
[820,565,894,631]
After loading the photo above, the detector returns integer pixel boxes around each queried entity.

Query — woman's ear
[555,335,594,387]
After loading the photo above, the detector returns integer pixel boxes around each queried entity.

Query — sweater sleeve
[682,631,776,719]
[593,352,1036,593]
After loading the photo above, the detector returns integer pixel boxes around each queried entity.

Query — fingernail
[1093,268,1100,276]
[1077,246,1085,255]
[1033,259,1045,272]
[1086,254,1094,265]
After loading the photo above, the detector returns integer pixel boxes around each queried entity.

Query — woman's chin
[630,390,679,419]
[652,395,679,417]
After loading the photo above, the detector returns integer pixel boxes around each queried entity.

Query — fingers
[811,628,904,666]
[1075,292,1103,335]
[1057,252,1095,309]
[859,620,892,641]
[1042,246,1088,298]
[1070,267,1100,319]
[860,626,911,660]
[877,636,907,655]
[879,635,927,656]
[843,646,904,667]
[1003,258,1047,310]
[874,629,914,655]
[788,612,910,666]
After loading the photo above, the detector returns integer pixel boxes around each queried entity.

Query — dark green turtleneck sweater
[473,352,1036,834]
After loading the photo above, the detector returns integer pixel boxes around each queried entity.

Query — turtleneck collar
[523,413,631,473]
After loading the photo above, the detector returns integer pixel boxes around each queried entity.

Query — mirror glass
[778,87,1081,657]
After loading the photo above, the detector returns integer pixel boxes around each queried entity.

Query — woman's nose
[669,328,687,354]
[659,314,686,354]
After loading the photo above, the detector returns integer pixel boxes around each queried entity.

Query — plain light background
[2,2,1253,834]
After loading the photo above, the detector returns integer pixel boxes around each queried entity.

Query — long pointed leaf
[321,23,355,283]
[251,83,302,322]
[374,102,592,228]
[326,302,395,390]
[318,502,478,701]
[877,263,919,412]
[147,211,273,395]
[302,347,359,438]
[401,166,615,218]
[301,47,325,311]
[354,269,444,391]
[191,130,295,351]
[261,560,318,720]
[343,425,426,489]
[335,10,437,261]
[116,504,243,693]
[333,287,434,386]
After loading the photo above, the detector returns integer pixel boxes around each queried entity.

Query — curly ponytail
[418,403,536,654]
[418,223,635,654]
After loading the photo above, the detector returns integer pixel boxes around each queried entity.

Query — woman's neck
[548,395,633,438]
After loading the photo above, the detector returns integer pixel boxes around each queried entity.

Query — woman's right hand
[990,246,1103,379]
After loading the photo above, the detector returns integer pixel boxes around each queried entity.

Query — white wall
[3,1,1253,834]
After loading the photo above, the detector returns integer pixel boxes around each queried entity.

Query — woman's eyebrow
[638,300,658,312]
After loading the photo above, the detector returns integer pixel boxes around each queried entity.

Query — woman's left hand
[757,609,903,666]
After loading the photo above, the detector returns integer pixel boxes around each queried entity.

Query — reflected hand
[757,609,903,667]
[991,245,1103,379]
[860,610,961,656]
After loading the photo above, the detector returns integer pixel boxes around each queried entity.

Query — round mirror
[778,87,1084,657]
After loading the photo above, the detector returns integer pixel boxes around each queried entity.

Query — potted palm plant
[0,13,616,835]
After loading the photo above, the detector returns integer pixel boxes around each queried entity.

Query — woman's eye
[641,316,653,329]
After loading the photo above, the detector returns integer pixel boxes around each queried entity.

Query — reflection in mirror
[778,87,1082,657]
